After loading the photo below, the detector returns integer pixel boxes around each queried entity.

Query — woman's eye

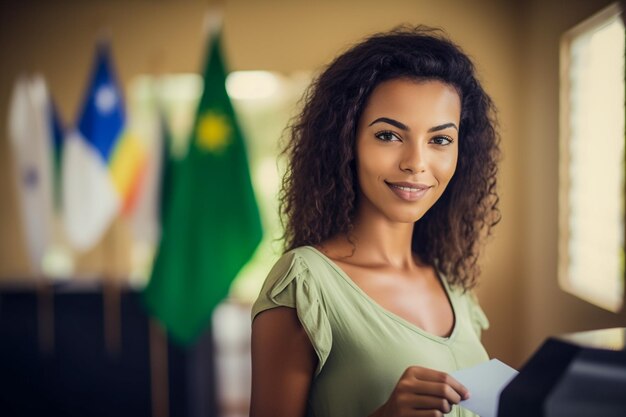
[430,135,454,146]
[375,131,400,142]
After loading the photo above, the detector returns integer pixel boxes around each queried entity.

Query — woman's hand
[371,366,469,417]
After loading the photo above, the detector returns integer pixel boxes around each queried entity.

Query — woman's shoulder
[252,245,334,375]
[266,245,344,289]
[271,245,328,274]
[253,246,334,312]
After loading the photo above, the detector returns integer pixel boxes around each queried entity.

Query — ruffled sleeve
[466,292,490,338]
[251,250,332,375]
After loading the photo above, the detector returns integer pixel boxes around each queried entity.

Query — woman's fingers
[411,379,464,404]
[412,411,445,417]
[378,366,470,417]
[405,366,469,401]
[406,395,452,413]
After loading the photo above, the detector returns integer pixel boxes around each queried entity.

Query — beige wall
[0,0,624,367]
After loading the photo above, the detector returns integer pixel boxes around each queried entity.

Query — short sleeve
[466,292,490,338]
[251,250,332,375]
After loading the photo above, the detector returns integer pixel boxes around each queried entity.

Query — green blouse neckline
[301,246,460,345]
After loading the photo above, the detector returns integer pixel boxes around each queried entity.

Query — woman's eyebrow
[368,118,458,133]
[428,122,458,132]
[368,117,410,131]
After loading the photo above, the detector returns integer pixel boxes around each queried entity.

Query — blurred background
[1,0,626,416]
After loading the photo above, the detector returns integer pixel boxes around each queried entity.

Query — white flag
[62,43,126,252]
[8,75,57,276]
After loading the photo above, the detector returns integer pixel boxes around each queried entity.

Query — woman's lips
[385,181,432,202]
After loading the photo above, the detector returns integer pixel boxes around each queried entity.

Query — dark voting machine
[499,327,626,417]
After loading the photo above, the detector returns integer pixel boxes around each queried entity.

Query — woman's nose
[399,142,426,173]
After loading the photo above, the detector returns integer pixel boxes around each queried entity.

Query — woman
[250,26,500,417]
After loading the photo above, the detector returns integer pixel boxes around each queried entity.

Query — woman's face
[355,78,461,225]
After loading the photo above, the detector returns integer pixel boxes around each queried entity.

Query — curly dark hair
[280,26,500,290]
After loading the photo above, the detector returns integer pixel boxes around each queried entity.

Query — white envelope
[451,359,519,417]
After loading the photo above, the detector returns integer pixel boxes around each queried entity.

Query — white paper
[451,359,518,417]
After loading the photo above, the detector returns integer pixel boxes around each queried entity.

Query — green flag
[143,28,263,345]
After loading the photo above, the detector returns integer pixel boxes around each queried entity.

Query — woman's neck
[323,209,418,271]
[352,214,417,269]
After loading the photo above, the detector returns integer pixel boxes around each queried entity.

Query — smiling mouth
[385,181,432,201]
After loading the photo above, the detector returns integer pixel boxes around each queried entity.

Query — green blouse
[252,246,489,417]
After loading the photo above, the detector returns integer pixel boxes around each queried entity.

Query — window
[559,3,625,311]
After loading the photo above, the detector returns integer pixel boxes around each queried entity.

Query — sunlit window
[559,2,625,312]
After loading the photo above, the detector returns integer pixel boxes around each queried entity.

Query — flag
[50,98,65,211]
[129,110,175,247]
[8,75,59,275]
[62,42,145,252]
[142,27,263,345]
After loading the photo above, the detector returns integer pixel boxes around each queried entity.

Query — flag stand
[149,318,169,417]
[103,220,122,355]
[36,275,54,355]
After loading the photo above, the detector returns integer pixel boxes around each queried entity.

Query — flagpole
[147,85,170,417]
[36,274,55,355]
[22,75,56,357]
[149,318,169,417]
[103,220,121,355]
[103,278,121,355]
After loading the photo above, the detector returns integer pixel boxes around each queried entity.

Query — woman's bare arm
[250,307,318,417]
[251,307,468,417]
